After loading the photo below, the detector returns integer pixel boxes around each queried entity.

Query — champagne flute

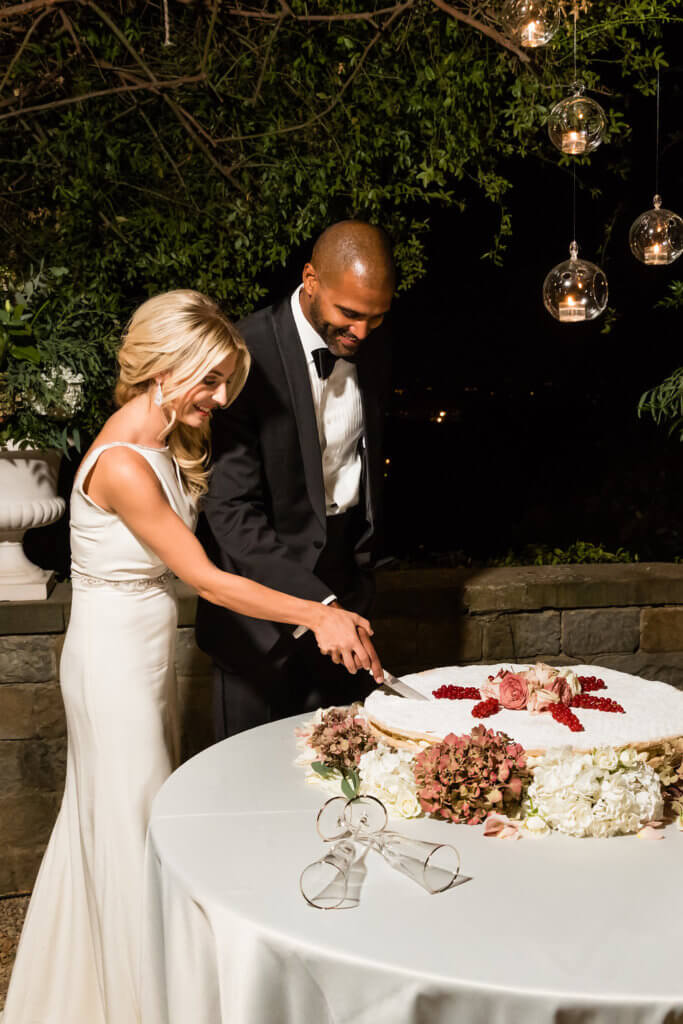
[301,796,388,909]
[370,831,460,894]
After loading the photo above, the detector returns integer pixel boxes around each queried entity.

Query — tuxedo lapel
[270,299,326,529]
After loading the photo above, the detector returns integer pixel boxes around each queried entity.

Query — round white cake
[364,663,683,755]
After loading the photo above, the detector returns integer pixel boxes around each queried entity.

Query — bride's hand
[311,604,384,682]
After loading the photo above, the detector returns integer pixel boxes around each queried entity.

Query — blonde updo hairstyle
[115,290,250,498]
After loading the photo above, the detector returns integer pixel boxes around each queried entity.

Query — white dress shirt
[290,286,364,516]
[290,287,366,633]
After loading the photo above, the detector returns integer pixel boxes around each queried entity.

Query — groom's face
[302,265,393,359]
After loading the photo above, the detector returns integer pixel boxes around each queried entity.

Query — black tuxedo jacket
[195,295,391,671]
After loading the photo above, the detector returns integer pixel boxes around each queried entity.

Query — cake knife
[381,670,430,701]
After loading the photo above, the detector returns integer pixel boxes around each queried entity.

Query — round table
[141,716,683,1024]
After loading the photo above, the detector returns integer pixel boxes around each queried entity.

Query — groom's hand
[328,603,383,682]
[356,626,383,683]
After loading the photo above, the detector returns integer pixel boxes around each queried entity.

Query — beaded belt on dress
[70,569,174,591]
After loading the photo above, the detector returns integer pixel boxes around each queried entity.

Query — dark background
[27,72,683,575]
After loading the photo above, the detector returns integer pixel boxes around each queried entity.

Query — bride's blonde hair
[115,290,250,498]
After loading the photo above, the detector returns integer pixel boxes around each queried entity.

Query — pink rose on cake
[499,673,529,710]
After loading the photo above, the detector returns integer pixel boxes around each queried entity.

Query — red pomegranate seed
[433,685,482,700]
[471,698,500,718]
[549,703,584,732]
[578,675,607,692]
[570,694,625,713]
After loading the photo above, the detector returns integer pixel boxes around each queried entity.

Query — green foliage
[491,541,639,565]
[638,365,683,441]
[0,0,680,324]
[0,267,121,454]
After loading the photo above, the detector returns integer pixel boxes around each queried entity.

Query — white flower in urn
[33,365,85,420]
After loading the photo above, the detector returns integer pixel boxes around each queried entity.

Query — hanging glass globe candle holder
[543,241,608,323]
[629,195,683,266]
[548,82,606,155]
[501,0,560,47]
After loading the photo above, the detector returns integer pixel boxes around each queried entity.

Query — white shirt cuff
[293,593,337,639]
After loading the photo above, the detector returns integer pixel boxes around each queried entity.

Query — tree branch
[0,0,69,20]
[429,0,530,62]
[0,74,206,122]
[86,0,243,187]
[225,1,412,22]
[0,9,52,94]
[218,4,406,143]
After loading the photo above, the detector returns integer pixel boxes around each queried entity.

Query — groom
[196,220,395,738]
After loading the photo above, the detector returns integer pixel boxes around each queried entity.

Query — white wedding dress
[3,443,196,1024]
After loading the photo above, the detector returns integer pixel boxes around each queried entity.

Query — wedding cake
[364,663,683,760]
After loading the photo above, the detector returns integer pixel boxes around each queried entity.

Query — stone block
[592,652,683,690]
[562,608,640,657]
[174,628,212,676]
[0,738,66,795]
[0,793,59,847]
[374,570,467,619]
[0,685,35,739]
[510,611,561,659]
[0,585,68,635]
[19,739,66,792]
[33,682,66,739]
[0,846,45,897]
[0,683,66,741]
[640,607,683,653]
[177,674,214,760]
[482,615,515,661]
[175,581,199,628]
[415,617,482,666]
[372,617,418,674]
[0,636,56,684]
[463,563,683,613]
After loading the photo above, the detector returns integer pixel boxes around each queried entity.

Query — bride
[2,290,382,1024]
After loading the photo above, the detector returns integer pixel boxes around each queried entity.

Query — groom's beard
[308,295,364,360]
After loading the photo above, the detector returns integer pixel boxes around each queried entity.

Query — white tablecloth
[142,716,683,1024]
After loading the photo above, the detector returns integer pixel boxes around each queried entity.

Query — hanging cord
[572,161,577,245]
[163,0,172,47]
[571,5,578,247]
[654,65,661,197]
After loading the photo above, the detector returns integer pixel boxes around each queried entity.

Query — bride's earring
[154,382,163,407]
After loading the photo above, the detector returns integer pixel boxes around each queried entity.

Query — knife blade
[381,670,430,701]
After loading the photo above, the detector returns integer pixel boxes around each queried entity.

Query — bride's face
[175,353,238,428]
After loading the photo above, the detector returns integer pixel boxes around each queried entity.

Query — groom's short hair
[311,221,395,289]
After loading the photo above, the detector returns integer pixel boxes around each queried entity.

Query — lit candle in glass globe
[548,83,606,156]
[543,241,608,323]
[501,0,560,47]
[629,195,683,266]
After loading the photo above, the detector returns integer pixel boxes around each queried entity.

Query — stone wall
[2,563,683,897]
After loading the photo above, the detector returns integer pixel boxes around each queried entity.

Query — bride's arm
[89,447,383,680]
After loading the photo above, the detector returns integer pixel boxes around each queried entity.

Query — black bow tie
[312,347,339,380]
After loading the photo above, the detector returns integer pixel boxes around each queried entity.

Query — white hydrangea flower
[358,744,422,820]
[593,747,619,772]
[527,747,663,838]
[618,747,639,769]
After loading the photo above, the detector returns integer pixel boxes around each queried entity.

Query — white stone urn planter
[0,442,65,600]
